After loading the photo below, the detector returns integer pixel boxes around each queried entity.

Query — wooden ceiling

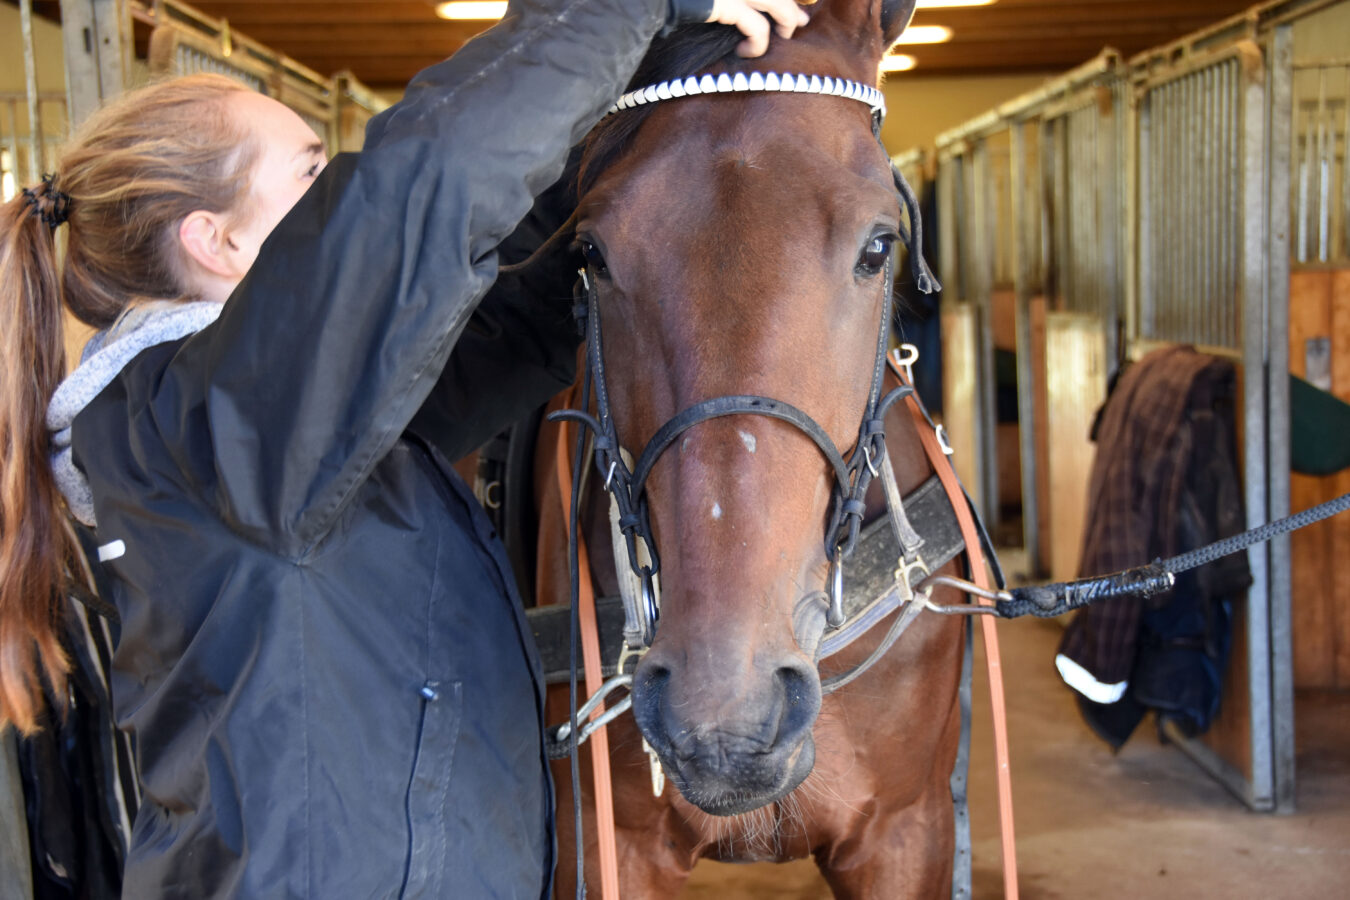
[28,0,1265,89]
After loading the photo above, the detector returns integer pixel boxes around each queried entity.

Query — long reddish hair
[0,74,258,734]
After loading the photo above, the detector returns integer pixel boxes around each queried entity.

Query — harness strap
[895,353,1019,900]
[528,473,968,681]
[629,395,852,498]
[553,419,621,900]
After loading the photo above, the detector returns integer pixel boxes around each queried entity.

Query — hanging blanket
[1057,345,1251,748]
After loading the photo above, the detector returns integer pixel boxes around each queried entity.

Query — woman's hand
[670,0,812,58]
[709,0,811,57]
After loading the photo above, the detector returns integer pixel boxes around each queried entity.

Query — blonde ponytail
[0,73,257,733]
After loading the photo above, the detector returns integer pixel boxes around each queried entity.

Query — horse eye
[580,240,610,278]
[855,234,895,277]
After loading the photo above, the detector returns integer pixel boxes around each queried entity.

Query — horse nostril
[637,660,670,698]
[775,661,822,742]
[777,664,813,708]
[631,659,671,737]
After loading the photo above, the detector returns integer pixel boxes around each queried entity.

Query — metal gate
[931,0,1350,815]
[936,51,1127,581]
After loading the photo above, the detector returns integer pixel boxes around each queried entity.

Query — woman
[0,0,809,895]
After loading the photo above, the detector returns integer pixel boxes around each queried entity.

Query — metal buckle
[826,555,846,628]
[890,344,919,384]
[934,424,954,456]
[640,568,659,645]
[894,553,929,599]
[616,640,645,676]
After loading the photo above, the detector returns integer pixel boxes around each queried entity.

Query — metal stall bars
[1129,12,1279,815]
[1127,0,1350,814]
[933,115,1012,544]
[1291,50,1350,263]
[935,51,1127,581]
[2,0,69,201]
[136,0,338,151]
[1030,55,1129,585]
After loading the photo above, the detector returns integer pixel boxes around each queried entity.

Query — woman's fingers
[708,0,812,58]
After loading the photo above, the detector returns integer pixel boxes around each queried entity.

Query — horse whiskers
[672,791,822,861]
[795,770,865,817]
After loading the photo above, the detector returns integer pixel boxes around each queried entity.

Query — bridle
[551,71,941,660]
[548,66,972,900]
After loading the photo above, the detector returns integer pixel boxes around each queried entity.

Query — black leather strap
[527,473,965,683]
[629,395,852,500]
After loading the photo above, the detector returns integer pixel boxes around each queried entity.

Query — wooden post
[59,0,129,130]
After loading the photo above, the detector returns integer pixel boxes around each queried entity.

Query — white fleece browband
[608,71,886,119]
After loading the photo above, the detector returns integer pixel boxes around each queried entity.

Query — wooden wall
[1288,267,1350,690]
[1042,313,1108,583]
[942,303,982,511]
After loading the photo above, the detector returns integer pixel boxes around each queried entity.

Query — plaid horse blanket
[1057,345,1250,746]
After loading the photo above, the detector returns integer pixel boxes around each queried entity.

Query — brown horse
[531,2,970,896]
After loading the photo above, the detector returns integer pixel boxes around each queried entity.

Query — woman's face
[224,90,327,275]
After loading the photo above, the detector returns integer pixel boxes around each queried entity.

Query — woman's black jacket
[68,0,667,895]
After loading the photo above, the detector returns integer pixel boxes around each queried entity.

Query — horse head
[573,0,921,816]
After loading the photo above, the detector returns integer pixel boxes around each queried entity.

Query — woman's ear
[178,210,242,279]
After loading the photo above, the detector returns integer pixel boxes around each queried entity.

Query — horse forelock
[578,24,743,196]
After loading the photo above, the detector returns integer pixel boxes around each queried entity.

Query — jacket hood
[48,300,223,526]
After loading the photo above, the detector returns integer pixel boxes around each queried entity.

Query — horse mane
[578,24,745,196]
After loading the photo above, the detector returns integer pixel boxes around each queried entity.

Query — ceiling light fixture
[893,24,953,45]
[434,1,507,20]
[432,2,989,22]
[916,0,996,8]
[880,52,918,73]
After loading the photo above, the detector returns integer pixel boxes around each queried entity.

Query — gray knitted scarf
[48,300,223,527]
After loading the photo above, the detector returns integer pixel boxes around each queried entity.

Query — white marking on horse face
[739,431,757,453]
[682,436,692,453]
[712,502,723,521]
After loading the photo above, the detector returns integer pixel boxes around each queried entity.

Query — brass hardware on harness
[894,553,929,599]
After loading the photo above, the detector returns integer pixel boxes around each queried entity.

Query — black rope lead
[998,492,1350,619]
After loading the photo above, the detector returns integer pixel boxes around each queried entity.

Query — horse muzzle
[630,650,823,816]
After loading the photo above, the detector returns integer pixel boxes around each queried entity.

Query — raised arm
[86,0,807,557]
[158,0,669,554]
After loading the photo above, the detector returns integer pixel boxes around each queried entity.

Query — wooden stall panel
[1044,313,1107,583]
[1288,267,1350,689]
[1334,270,1350,689]
[942,303,981,511]
[1201,595,1254,777]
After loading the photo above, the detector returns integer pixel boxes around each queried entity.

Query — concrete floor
[679,605,1350,898]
